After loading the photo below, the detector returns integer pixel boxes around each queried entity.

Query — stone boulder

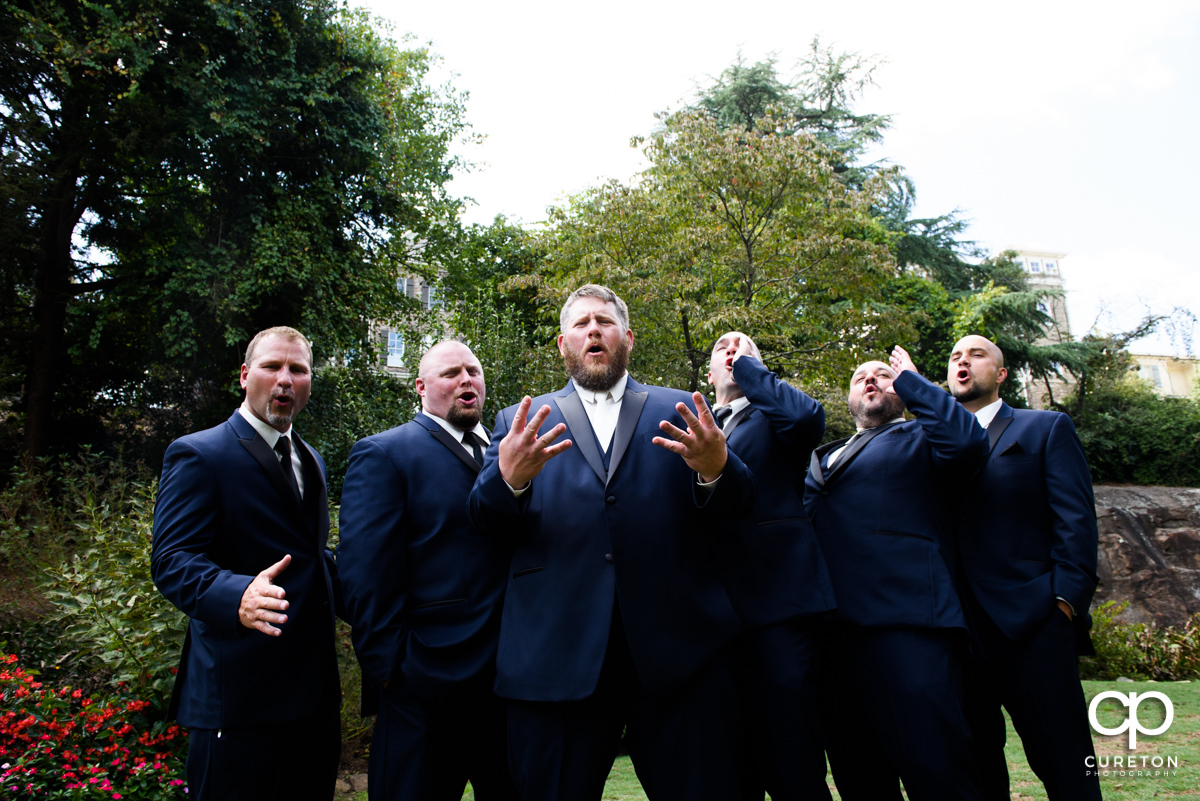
[1093,485,1200,628]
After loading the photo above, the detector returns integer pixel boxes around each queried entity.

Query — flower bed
[0,653,186,799]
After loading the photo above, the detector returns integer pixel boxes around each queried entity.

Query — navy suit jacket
[151,411,339,729]
[956,403,1099,641]
[337,413,509,712]
[803,371,988,630]
[721,358,836,628]
[468,378,756,702]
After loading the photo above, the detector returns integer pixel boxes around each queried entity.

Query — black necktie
[463,431,484,467]
[274,436,301,499]
[714,406,733,429]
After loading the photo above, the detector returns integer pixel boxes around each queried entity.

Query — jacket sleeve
[468,406,532,533]
[336,436,409,688]
[894,370,988,472]
[732,357,825,451]
[1044,413,1100,614]
[151,440,254,639]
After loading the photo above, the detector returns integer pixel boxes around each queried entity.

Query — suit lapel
[236,423,297,508]
[554,389,607,485]
[607,385,647,485]
[809,440,843,489]
[987,404,1014,455]
[417,414,481,474]
[723,405,753,438]
[826,421,902,480]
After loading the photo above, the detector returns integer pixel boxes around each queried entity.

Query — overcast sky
[365,0,1199,358]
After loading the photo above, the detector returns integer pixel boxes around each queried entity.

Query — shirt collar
[423,410,490,444]
[973,398,1005,429]
[573,372,629,406]
[238,402,290,448]
[717,396,752,415]
[856,416,905,434]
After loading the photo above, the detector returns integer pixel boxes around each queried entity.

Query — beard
[264,392,297,429]
[950,382,983,405]
[849,390,905,429]
[446,403,483,430]
[564,338,631,392]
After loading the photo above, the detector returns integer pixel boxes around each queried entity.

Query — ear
[556,333,566,357]
[625,328,634,350]
[239,364,249,390]
[997,367,1008,386]
[414,377,426,398]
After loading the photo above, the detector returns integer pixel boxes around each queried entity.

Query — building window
[421,282,440,310]
[1146,364,1163,388]
[386,331,404,368]
[397,277,416,298]
[1029,260,1042,273]
[1045,260,1058,274]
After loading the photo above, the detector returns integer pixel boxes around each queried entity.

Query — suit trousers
[820,626,984,801]
[731,620,831,801]
[963,599,1102,801]
[505,607,743,801]
[368,677,517,801]
[185,703,340,801]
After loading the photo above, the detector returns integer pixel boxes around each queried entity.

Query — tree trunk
[23,154,81,457]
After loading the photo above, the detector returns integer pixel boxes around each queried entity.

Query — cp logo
[1088,691,1174,748]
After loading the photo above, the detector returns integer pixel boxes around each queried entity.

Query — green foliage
[42,480,186,702]
[0,451,145,575]
[1081,601,1200,680]
[449,288,564,419]
[535,110,901,395]
[1067,375,1200,486]
[0,652,187,799]
[1,0,470,458]
[304,364,419,501]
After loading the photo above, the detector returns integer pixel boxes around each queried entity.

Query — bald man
[338,341,517,801]
[947,335,1101,801]
[708,332,835,801]
[803,346,987,801]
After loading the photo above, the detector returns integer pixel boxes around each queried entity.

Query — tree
[1,0,468,459]
[532,111,903,395]
[695,41,890,183]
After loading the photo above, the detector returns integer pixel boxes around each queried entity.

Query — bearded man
[803,346,988,801]
[468,284,757,801]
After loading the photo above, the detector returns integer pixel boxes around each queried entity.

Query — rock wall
[1093,485,1200,627]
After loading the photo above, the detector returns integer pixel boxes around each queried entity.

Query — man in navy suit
[338,340,517,801]
[708,331,835,801]
[947,334,1101,801]
[468,284,756,801]
[152,326,341,801]
[804,346,987,801]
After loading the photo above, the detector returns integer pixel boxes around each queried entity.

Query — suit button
[606,495,616,505]
[605,553,614,563]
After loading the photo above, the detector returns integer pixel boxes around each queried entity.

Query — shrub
[42,481,186,705]
[1081,601,1200,680]
[0,652,186,799]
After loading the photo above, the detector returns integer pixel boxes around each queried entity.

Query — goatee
[447,404,483,430]
[565,339,630,392]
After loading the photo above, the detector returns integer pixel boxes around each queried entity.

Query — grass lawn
[346,680,1198,800]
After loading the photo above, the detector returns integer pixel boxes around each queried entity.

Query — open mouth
[457,391,478,405]
[956,368,971,382]
[586,344,607,357]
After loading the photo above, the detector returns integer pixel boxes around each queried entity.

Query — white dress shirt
[574,372,629,452]
[238,403,305,497]
[424,410,490,457]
